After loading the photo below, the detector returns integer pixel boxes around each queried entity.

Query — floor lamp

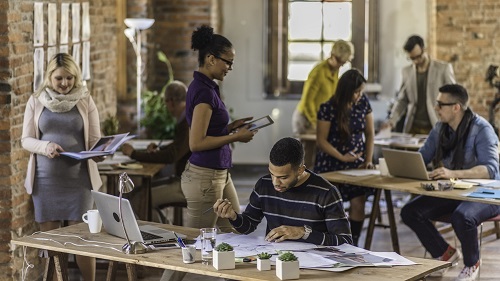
[124,18,155,136]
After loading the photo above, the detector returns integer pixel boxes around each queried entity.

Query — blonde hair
[34,53,83,97]
[331,40,354,62]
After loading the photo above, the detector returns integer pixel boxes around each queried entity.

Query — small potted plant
[276,252,299,280]
[256,252,272,271]
[213,242,235,270]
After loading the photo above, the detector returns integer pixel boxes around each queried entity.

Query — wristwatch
[302,225,312,240]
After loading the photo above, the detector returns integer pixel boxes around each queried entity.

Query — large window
[266,0,377,97]
[288,1,352,81]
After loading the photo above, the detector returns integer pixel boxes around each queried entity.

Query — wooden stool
[42,251,68,281]
[107,261,137,281]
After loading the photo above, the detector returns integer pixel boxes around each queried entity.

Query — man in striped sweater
[213,137,352,246]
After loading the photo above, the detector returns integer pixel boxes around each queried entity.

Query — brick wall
[147,0,219,90]
[431,0,500,122]
[120,0,220,135]
[1,0,118,280]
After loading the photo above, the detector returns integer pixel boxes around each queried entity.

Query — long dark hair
[191,25,233,67]
[330,69,366,144]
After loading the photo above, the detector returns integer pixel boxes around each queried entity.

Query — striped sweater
[230,170,352,246]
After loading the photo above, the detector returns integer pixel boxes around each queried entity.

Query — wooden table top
[320,171,500,206]
[12,222,449,281]
[98,162,165,177]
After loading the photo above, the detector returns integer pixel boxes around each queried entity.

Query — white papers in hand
[375,126,392,139]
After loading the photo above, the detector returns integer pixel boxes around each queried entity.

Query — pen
[203,198,230,214]
[202,207,214,214]
[174,232,186,248]
[481,190,495,194]
[349,151,365,162]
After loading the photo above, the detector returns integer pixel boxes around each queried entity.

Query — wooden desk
[99,163,165,221]
[12,222,449,281]
[320,172,500,253]
[374,134,427,151]
[297,133,317,169]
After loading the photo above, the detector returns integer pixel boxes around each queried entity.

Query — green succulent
[257,252,272,260]
[277,252,298,262]
[215,242,233,252]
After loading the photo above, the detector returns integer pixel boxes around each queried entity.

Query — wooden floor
[68,165,500,281]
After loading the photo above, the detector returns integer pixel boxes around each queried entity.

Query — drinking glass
[200,227,217,265]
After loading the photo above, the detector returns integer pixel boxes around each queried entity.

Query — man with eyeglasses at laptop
[382,35,456,134]
[400,84,500,281]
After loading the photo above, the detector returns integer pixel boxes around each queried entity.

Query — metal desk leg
[364,189,382,250]
[384,189,400,254]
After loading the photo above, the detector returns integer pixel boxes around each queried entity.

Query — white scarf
[38,86,90,113]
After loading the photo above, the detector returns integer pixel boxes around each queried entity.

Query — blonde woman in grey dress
[21,53,103,281]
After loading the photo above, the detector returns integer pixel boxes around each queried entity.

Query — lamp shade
[119,172,135,194]
[124,18,155,30]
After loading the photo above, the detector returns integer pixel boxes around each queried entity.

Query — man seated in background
[400,84,500,281]
[213,137,352,246]
[384,35,456,134]
[122,81,190,220]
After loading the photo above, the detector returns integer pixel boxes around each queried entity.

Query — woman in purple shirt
[181,25,256,232]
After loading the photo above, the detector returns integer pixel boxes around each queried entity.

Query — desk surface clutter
[11,222,449,281]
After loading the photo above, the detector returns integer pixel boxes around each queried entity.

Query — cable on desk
[22,246,34,281]
[21,231,125,280]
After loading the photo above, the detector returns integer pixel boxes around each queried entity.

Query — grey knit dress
[32,107,93,223]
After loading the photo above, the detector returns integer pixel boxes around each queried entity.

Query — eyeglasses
[213,55,233,68]
[407,52,424,61]
[435,101,457,109]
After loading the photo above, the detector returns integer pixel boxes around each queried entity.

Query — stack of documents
[195,233,416,272]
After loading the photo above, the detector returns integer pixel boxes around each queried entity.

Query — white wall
[378,0,428,100]
[221,0,427,164]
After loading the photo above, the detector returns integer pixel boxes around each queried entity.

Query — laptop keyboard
[140,230,163,240]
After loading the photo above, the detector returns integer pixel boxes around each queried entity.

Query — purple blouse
[185,71,231,169]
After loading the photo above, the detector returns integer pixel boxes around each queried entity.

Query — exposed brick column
[430,0,500,119]
[3,1,119,279]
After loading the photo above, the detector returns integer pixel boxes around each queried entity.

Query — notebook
[381,148,431,180]
[91,190,185,244]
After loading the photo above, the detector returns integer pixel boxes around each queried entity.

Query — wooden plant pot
[276,260,299,280]
[257,258,271,271]
[212,250,235,270]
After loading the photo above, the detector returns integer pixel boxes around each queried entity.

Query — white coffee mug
[82,210,102,233]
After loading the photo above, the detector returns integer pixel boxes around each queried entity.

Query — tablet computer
[240,115,274,131]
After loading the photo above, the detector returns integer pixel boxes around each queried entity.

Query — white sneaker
[429,249,461,277]
[456,263,480,281]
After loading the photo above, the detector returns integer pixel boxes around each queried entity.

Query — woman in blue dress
[314,69,375,246]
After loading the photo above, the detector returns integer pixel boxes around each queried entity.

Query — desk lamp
[118,172,149,254]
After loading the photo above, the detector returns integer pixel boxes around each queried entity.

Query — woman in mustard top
[292,40,354,168]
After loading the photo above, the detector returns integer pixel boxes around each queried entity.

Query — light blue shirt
[419,115,500,179]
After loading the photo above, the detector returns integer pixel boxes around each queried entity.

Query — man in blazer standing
[384,35,456,134]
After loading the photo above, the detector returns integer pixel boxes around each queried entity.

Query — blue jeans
[401,195,500,266]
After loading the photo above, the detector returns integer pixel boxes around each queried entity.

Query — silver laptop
[382,148,431,180]
[91,190,185,244]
